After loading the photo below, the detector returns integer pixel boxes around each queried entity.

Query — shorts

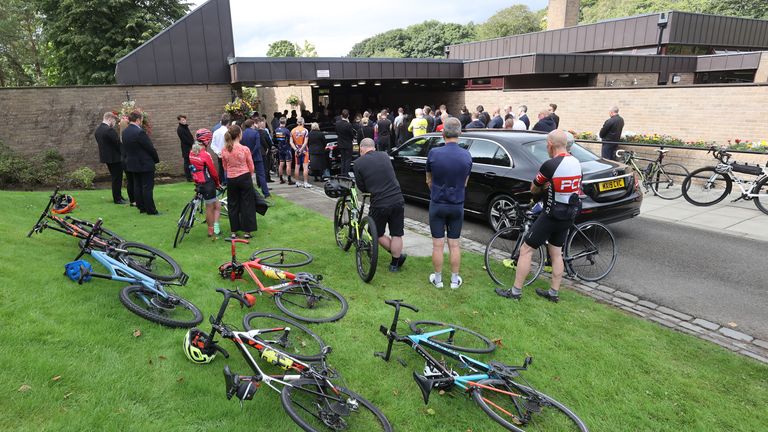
[277,148,293,162]
[196,180,217,204]
[294,152,309,165]
[369,204,405,238]
[524,213,572,248]
[428,202,464,239]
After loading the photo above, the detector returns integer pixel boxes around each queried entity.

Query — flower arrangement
[623,133,713,148]
[285,94,300,107]
[224,98,254,123]
[118,100,152,135]
[727,139,768,152]
[242,87,261,112]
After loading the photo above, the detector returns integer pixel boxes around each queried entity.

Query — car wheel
[487,194,518,231]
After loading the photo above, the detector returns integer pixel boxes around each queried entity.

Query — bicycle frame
[28,188,115,248]
[223,239,302,295]
[336,177,371,245]
[714,164,767,198]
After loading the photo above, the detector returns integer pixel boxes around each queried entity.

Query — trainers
[295,181,303,188]
[429,273,443,289]
[502,259,516,269]
[213,222,221,235]
[450,276,463,290]
[495,288,521,300]
[535,288,560,303]
[288,180,296,185]
[280,178,286,184]
[303,183,312,189]
[388,254,407,272]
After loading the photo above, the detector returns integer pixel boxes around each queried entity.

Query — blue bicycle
[66,219,203,328]
[376,300,588,432]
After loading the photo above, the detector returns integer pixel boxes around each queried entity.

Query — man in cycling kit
[496,130,582,303]
[290,117,310,188]
[273,117,294,185]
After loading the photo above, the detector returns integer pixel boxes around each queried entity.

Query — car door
[464,138,514,213]
[390,136,432,199]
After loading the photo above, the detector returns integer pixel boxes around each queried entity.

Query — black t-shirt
[376,119,392,136]
[353,151,404,208]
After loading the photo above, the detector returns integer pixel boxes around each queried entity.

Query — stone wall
[452,84,768,145]
[0,84,232,176]
[257,86,314,118]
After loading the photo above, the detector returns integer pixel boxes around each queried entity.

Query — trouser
[339,147,353,176]
[217,155,227,185]
[105,162,124,203]
[182,145,192,180]
[601,143,618,161]
[261,148,273,181]
[133,171,157,214]
[227,173,257,233]
[124,170,136,204]
[253,158,270,197]
[377,135,391,152]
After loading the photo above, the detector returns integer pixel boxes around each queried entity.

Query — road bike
[681,146,768,215]
[28,187,125,250]
[174,185,228,248]
[326,176,378,283]
[66,219,202,328]
[485,203,617,287]
[616,148,689,199]
[184,288,393,431]
[376,300,588,431]
[218,239,347,323]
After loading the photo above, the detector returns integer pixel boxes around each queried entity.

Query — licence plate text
[598,178,626,192]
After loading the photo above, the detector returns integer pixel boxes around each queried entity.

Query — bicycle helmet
[323,180,349,199]
[52,194,76,214]
[183,328,216,364]
[195,128,213,146]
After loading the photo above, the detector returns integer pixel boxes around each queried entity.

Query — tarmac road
[402,200,768,340]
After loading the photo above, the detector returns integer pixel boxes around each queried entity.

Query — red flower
[735,138,741,144]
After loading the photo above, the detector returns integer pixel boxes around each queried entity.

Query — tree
[37,0,189,85]
[267,40,298,57]
[347,21,475,58]
[476,5,542,40]
[296,40,318,57]
[0,0,47,86]
[578,0,768,24]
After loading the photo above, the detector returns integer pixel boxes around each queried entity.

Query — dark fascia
[228,57,464,65]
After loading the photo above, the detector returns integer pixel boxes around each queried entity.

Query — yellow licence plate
[598,178,625,192]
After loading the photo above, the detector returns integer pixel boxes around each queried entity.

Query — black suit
[95,122,124,203]
[335,119,355,176]
[519,114,530,129]
[177,123,194,181]
[599,114,625,160]
[532,116,557,133]
[122,123,160,214]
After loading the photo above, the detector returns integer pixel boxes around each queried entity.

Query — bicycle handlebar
[384,299,419,312]
[27,187,61,237]
[215,287,256,308]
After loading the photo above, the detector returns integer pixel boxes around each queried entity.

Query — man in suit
[176,114,194,182]
[335,109,355,176]
[599,106,625,160]
[532,109,557,133]
[549,103,560,128]
[122,111,160,214]
[518,105,530,129]
[95,112,126,204]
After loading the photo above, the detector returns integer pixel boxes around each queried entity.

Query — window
[521,139,599,164]
[395,137,430,157]
[427,137,470,152]
[468,139,511,167]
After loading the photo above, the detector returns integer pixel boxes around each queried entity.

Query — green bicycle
[616,148,689,200]
[325,176,379,283]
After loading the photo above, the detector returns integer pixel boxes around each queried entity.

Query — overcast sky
[189,0,549,57]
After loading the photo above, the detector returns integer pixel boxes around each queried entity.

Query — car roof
[421,129,549,146]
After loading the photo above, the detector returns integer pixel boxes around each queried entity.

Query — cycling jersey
[291,126,309,154]
[273,127,291,150]
[534,153,582,220]
[408,117,428,137]
[188,150,220,187]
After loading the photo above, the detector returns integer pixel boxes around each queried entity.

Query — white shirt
[210,125,227,157]
[512,120,527,130]
[393,114,404,128]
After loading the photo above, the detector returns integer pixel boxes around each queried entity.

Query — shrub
[68,167,96,189]
[0,144,64,188]
[154,161,174,176]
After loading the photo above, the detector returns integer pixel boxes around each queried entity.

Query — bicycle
[681,146,768,215]
[218,238,348,323]
[326,176,378,283]
[183,288,393,431]
[376,300,588,432]
[174,185,228,248]
[485,203,617,287]
[616,148,689,199]
[66,219,202,328]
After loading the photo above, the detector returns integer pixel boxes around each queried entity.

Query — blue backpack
[64,260,93,283]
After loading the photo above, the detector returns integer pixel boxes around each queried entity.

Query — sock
[451,273,460,284]
[511,287,523,296]
[390,256,398,266]
[548,289,559,297]
[432,273,442,284]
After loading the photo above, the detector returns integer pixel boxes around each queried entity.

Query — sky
[189,0,549,57]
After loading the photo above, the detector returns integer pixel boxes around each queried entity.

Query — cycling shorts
[524,213,571,248]
[196,180,218,204]
[369,205,405,238]
[428,202,463,239]
[294,152,309,165]
[277,148,293,162]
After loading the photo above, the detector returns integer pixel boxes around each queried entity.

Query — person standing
[122,111,160,215]
[375,110,393,152]
[425,117,472,289]
[532,109,557,132]
[549,103,560,128]
[211,113,230,185]
[176,115,195,182]
[487,107,503,129]
[221,125,257,239]
[274,117,294,184]
[465,112,485,129]
[335,109,355,176]
[408,108,428,137]
[518,105,530,129]
[189,128,222,237]
[354,138,407,272]
[118,114,136,206]
[290,117,311,188]
[307,122,328,181]
[599,106,624,161]
[95,112,126,204]
[458,106,471,128]
[242,119,270,198]
[423,106,435,133]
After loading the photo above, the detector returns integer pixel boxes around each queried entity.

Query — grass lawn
[1,182,766,432]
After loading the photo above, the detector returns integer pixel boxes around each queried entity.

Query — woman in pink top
[221,125,257,239]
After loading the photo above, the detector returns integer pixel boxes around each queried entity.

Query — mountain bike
[184,288,393,431]
[326,176,378,283]
[66,219,202,328]
[485,203,617,287]
[681,146,768,215]
[218,238,347,323]
[616,148,689,199]
[376,300,588,432]
[174,185,228,248]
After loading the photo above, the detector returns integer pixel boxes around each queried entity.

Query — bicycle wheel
[471,378,588,432]
[249,248,313,268]
[565,222,616,282]
[355,215,378,283]
[333,197,352,251]
[682,167,731,206]
[242,312,326,361]
[281,379,393,432]
[116,242,183,281]
[753,176,768,215]
[485,227,545,288]
[173,201,195,248]
[408,321,495,354]
[118,285,202,328]
[275,282,348,323]
[649,163,689,200]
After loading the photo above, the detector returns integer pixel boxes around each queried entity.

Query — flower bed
[571,131,767,154]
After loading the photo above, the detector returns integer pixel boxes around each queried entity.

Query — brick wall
[754,53,768,83]
[258,86,314,119]
[0,84,231,176]
[455,85,768,145]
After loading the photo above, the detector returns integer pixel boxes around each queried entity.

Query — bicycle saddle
[293,272,319,284]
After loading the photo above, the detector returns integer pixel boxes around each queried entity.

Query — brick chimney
[547,0,580,30]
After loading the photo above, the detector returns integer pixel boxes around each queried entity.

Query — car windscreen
[520,139,601,164]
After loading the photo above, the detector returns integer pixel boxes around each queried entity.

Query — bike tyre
[408,321,496,354]
[565,222,616,282]
[275,283,348,323]
[333,197,353,251]
[753,175,768,215]
[116,242,183,281]
[242,312,326,361]
[355,215,378,283]
[250,248,313,268]
[118,285,202,328]
[682,167,731,206]
[650,163,689,200]
[485,227,545,288]
[173,201,195,248]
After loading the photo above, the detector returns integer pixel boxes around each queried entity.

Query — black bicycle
[174,185,228,247]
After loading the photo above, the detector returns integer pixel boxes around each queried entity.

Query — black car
[389,130,642,230]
